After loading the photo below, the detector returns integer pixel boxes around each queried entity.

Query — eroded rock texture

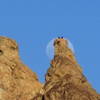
[34,38,100,100]
[0,36,42,100]
[0,36,99,100]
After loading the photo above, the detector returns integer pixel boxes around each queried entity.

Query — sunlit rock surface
[0,36,42,100]
[35,37,100,100]
[0,36,99,100]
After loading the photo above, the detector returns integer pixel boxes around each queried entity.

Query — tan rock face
[36,38,100,100]
[0,36,42,100]
[0,36,99,100]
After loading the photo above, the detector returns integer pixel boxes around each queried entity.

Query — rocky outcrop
[0,36,99,100]
[0,36,42,100]
[42,38,100,100]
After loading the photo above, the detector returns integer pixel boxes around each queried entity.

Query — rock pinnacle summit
[35,38,100,100]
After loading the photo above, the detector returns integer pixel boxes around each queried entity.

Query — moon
[46,39,55,60]
[46,38,75,60]
[67,39,75,53]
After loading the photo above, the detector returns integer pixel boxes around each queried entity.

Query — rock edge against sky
[0,36,99,100]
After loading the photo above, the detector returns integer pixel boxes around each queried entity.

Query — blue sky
[0,0,100,93]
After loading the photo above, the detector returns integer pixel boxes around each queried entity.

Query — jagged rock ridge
[0,36,99,100]
[34,37,100,100]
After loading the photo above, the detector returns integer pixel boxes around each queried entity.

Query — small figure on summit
[58,36,63,39]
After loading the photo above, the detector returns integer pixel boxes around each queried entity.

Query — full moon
[46,38,75,60]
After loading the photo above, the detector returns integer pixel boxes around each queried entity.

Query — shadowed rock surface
[0,36,99,100]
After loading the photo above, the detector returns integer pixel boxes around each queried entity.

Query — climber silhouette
[58,36,63,39]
